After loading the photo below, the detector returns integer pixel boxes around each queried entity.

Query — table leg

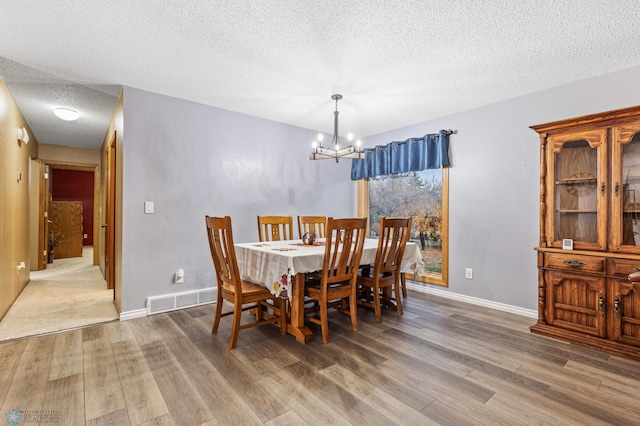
[287,273,314,343]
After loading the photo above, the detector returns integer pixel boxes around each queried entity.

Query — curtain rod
[398,129,457,143]
[365,129,457,149]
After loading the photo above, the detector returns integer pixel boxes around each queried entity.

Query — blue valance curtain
[351,129,452,180]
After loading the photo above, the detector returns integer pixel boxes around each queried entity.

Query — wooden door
[546,129,608,251]
[38,162,50,269]
[610,279,640,345]
[50,201,83,259]
[546,270,606,337]
[610,123,640,254]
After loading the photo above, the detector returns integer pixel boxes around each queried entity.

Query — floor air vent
[147,288,216,315]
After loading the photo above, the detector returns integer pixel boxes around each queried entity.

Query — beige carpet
[0,247,118,342]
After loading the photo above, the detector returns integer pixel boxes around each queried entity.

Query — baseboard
[120,309,147,321]
[406,281,537,319]
[120,284,536,321]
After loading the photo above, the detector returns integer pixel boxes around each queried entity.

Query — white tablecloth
[234,238,423,299]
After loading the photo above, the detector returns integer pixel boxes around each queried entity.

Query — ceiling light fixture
[309,94,364,163]
[53,107,80,121]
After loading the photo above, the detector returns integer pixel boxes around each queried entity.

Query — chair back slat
[375,217,412,275]
[298,215,327,239]
[257,215,294,241]
[322,217,367,286]
[205,216,241,291]
[376,217,412,275]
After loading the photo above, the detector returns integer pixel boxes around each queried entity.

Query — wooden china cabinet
[531,105,640,361]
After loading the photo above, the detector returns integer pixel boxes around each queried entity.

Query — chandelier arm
[333,109,340,148]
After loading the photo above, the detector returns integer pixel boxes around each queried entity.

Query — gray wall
[363,65,640,310]
[121,87,356,312]
[119,65,640,314]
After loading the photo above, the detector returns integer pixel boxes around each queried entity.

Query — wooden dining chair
[357,217,412,323]
[257,215,294,242]
[304,217,367,343]
[297,215,327,239]
[205,215,286,349]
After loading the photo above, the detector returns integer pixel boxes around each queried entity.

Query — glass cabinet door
[548,130,607,250]
[611,125,640,253]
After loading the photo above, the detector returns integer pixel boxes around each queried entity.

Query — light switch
[144,201,154,214]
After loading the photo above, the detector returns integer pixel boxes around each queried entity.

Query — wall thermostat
[562,239,573,250]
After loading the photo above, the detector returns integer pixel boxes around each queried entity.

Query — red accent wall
[51,169,94,246]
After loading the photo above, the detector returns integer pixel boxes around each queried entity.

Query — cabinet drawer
[607,258,640,277]
[544,253,606,274]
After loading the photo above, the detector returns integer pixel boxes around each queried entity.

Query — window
[358,167,449,286]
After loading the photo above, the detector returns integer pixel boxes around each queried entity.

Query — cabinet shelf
[556,179,597,185]
[557,209,597,214]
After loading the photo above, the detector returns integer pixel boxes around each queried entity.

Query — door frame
[105,131,116,292]
[39,160,100,267]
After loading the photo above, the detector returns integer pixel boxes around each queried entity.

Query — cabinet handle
[615,182,620,196]
[562,259,585,268]
[614,295,621,318]
[599,293,605,316]
[601,183,606,196]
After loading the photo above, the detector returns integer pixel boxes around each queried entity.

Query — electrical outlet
[465,268,473,279]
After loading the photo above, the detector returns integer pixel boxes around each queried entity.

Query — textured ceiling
[1,1,640,149]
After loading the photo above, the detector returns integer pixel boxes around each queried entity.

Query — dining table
[234,238,423,343]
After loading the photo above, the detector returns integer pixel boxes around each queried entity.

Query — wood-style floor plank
[181,359,265,424]
[188,336,287,423]
[49,329,83,381]
[0,334,55,414]
[86,407,131,426]
[141,340,215,426]
[0,339,27,404]
[43,373,84,426]
[82,326,127,421]
[265,409,308,426]
[138,413,178,426]
[111,339,170,424]
[1,289,640,425]
[105,319,137,344]
[266,368,353,426]
[319,363,436,425]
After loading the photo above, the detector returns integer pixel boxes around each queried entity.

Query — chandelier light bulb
[348,133,353,142]
[312,141,318,149]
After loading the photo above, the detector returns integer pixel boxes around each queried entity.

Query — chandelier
[309,94,364,162]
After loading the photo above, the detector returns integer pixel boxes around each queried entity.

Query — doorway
[39,160,101,269]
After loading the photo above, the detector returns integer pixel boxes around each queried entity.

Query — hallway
[0,247,118,342]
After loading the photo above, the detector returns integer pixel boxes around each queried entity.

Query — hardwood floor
[1,290,640,425]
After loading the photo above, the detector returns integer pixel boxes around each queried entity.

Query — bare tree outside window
[368,168,448,284]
